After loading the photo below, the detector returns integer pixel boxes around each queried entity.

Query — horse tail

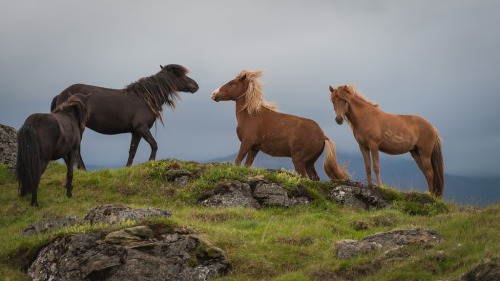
[323,137,351,180]
[431,133,445,198]
[16,125,41,200]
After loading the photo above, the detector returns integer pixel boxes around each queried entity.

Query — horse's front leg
[135,127,158,163]
[127,132,142,166]
[235,143,252,166]
[359,144,373,186]
[369,145,382,186]
[63,154,75,198]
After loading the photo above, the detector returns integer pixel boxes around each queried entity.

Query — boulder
[29,225,230,281]
[0,124,17,170]
[329,185,392,210]
[336,229,444,259]
[252,181,289,207]
[84,204,172,225]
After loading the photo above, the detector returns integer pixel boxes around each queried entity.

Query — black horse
[17,95,88,207]
[51,64,199,169]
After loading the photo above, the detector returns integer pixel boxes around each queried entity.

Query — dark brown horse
[329,85,445,198]
[211,70,350,181]
[51,64,199,169]
[17,95,88,207]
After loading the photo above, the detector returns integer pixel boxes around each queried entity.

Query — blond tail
[431,134,445,199]
[323,137,350,180]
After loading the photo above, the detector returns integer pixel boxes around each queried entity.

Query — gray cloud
[1,0,499,176]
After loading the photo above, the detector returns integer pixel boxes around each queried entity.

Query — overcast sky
[1,1,499,177]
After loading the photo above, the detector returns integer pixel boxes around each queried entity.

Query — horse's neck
[235,96,252,124]
[346,96,378,128]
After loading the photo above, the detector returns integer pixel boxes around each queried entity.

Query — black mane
[125,64,190,125]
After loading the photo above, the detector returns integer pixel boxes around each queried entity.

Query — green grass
[0,161,498,280]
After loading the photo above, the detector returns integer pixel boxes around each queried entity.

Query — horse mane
[125,65,189,126]
[53,95,89,132]
[237,70,278,115]
[336,85,379,107]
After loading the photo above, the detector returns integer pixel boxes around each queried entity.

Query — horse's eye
[228,81,233,86]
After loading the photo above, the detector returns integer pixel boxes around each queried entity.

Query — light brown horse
[211,70,349,181]
[329,85,444,198]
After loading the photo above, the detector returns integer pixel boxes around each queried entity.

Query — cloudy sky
[1,1,499,177]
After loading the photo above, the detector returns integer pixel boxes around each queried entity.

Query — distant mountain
[208,152,500,206]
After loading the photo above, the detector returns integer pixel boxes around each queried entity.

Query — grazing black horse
[51,64,199,169]
[17,95,88,207]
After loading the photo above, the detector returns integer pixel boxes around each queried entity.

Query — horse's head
[160,64,199,93]
[211,74,250,102]
[329,85,351,125]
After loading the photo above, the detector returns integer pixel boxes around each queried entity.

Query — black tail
[16,125,41,202]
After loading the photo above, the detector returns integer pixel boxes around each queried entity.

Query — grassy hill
[0,160,499,280]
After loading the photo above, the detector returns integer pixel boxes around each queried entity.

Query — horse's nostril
[335,117,343,124]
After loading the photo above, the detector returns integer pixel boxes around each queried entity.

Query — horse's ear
[239,74,247,81]
[329,86,334,92]
[160,65,164,69]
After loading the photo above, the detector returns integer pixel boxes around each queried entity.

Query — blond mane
[237,70,278,115]
[334,85,379,107]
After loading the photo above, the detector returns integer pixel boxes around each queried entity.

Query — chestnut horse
[329,85,444,198]
[17,95,88,206]
[211,70,349,181]
[51,64,199,169]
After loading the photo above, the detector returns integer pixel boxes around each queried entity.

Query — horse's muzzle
[335,117,344,125]
[212,93,220,102]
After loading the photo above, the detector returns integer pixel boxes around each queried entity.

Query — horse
[329,85,445,198]
[17,95,88,207]
[211,70,350,181]
[51,64,199,169]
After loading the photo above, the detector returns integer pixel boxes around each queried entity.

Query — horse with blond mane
[211,70,350,181]
[329,85,444,198]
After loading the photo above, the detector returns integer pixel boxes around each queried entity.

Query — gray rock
[337,229,444,259]
[84,204,172,225]
[104,226,155,245]
[201,180,260,209]
[165,169,193,182]
[252,182,289,207]
[29,227,230,281]
[22,215,82,236]
[329,185,392,210]
[0,124,18,171]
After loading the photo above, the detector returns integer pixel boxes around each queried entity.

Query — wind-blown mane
[237,70,278,115]
[125,65,189,125]
[334,85,379,107]
[53,96,89,132]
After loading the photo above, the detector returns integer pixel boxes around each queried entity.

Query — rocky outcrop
[25,205,230,280]
[200,176,309,209]
[329,185,392,210]
[336,229,444,259]
[0,124,17,170]
[29,225,230,281]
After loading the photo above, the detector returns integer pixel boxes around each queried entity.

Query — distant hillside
[208,152,500,206]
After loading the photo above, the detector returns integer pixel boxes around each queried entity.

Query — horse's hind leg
[410,149,426,179]
[127,132,142,166]
[292,158,308,178]
[244,148,259,167]
[306,162,319,181]
[76,147,87,171]
[414,147,435,196]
